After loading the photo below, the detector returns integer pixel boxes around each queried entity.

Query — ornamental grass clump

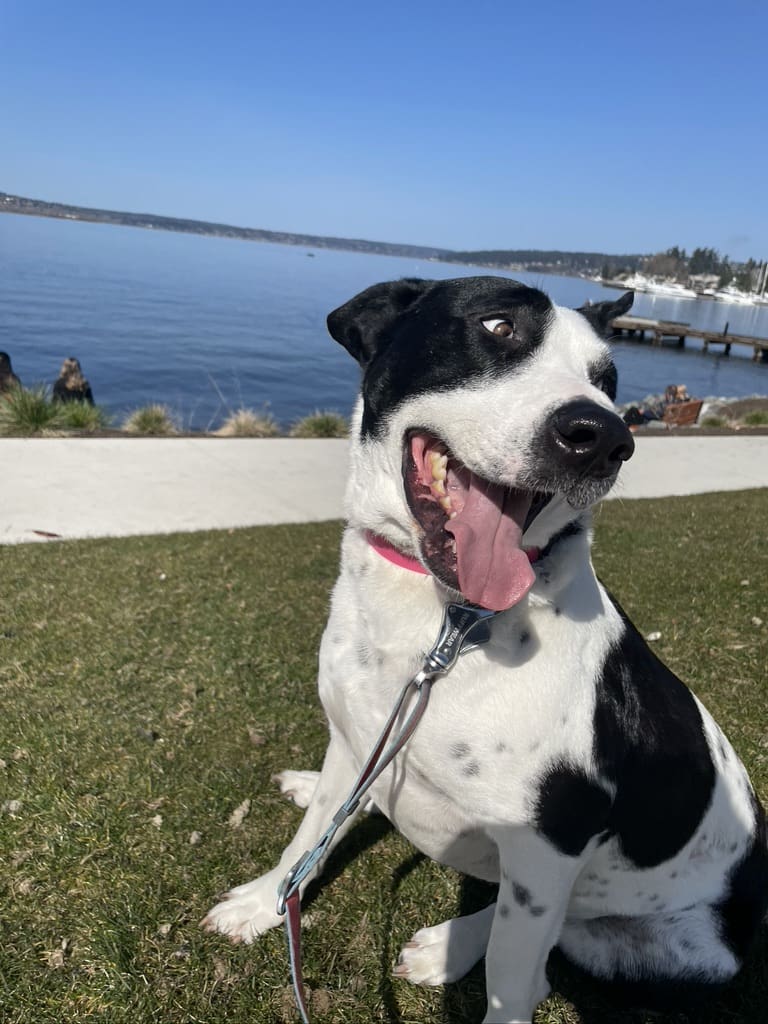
[123,404,179,436]
[289,410,349,438]
[215,408,280,437]
[56,399,112,433]
[0,385,63,436]
[741,410,768,427]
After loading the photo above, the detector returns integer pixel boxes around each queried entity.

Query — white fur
[203,303,757,1022]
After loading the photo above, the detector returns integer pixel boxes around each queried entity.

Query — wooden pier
[610,315,768,363]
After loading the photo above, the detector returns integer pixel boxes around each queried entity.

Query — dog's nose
[548,399,635,477]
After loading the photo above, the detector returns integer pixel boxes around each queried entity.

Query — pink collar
[365,530,541,575]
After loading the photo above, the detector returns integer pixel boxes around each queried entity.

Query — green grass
[55,400,113,433]
[123,405,179,436]
[0,386,63,435]
[215,408,281,438]
[741,411,768,427]
[289,410,349,438]
[0,388,112,436]
[1,491,766,1024]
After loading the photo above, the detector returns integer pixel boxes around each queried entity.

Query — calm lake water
[1,214,767,430]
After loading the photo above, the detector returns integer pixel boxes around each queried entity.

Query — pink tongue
[445,477,534,611]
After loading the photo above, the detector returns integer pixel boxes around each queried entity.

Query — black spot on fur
[539,519,583,561]
[498,903,510,918]
[511,882,531,907]
[593,597,716,868]
[495,741,507,753]
[587,356,619,401]
[450,742,470,759]
[357,644,370,666]
[462,760,481,777]
[529,905,547,917]
[519,631,530,646]
[534,761,612,857]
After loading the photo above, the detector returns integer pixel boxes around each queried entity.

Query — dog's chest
[318,552,610,871]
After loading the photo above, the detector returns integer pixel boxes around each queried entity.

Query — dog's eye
[481,318,515,338]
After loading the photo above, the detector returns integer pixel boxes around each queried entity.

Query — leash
[275,601,499,1023]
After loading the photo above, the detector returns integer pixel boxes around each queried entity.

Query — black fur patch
[327,277,554,438]
[593,597,716,868]
[534,761,612,857]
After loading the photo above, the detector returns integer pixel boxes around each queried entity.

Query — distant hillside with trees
[0,191,644,277]
[1,191,762,289]
[444,249,645,276]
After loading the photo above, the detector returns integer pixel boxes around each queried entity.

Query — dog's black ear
[327,278,430,365]
[576,291,634,337]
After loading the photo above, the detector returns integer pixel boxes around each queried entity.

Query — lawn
[1,490,766,1024]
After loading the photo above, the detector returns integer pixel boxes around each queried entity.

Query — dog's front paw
[272,769,320,808]
[393,921,471,986]
[201,873,283,943]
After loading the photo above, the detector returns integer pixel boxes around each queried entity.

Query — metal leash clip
[419,602,498,676]
[276,601,499,1024]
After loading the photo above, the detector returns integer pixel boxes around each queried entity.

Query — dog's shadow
[393,866,768,1024]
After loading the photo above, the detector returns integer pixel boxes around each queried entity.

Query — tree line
[607,246,764,292]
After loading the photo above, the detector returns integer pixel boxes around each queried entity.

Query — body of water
[1,214,767,430]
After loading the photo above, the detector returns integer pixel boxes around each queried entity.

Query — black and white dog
[204,277,767,1022]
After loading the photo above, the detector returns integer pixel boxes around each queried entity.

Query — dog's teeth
[449,511,457,520]
[431,479,446,496]
[439,497,452,511]
[428,451,448,479]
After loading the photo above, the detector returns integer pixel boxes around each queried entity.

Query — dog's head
[328,277,634,611]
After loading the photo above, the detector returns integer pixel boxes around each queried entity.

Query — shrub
[0,386,63,435]
[741,410,768,427]
[700,416,728,428]
[56,400,112,433]
[123,405,179,436]
[289,410,349,438]
[215,408,280,437]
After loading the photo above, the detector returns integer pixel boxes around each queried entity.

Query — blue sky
[3,0,767,260]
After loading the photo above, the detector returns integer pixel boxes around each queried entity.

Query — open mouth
[403,430,551,611]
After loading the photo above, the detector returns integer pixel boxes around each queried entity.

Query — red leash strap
[285,889,310,1023]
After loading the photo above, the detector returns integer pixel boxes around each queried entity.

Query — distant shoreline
[0,190,640,279]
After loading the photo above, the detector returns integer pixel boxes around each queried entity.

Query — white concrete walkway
[1,436,767,544]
